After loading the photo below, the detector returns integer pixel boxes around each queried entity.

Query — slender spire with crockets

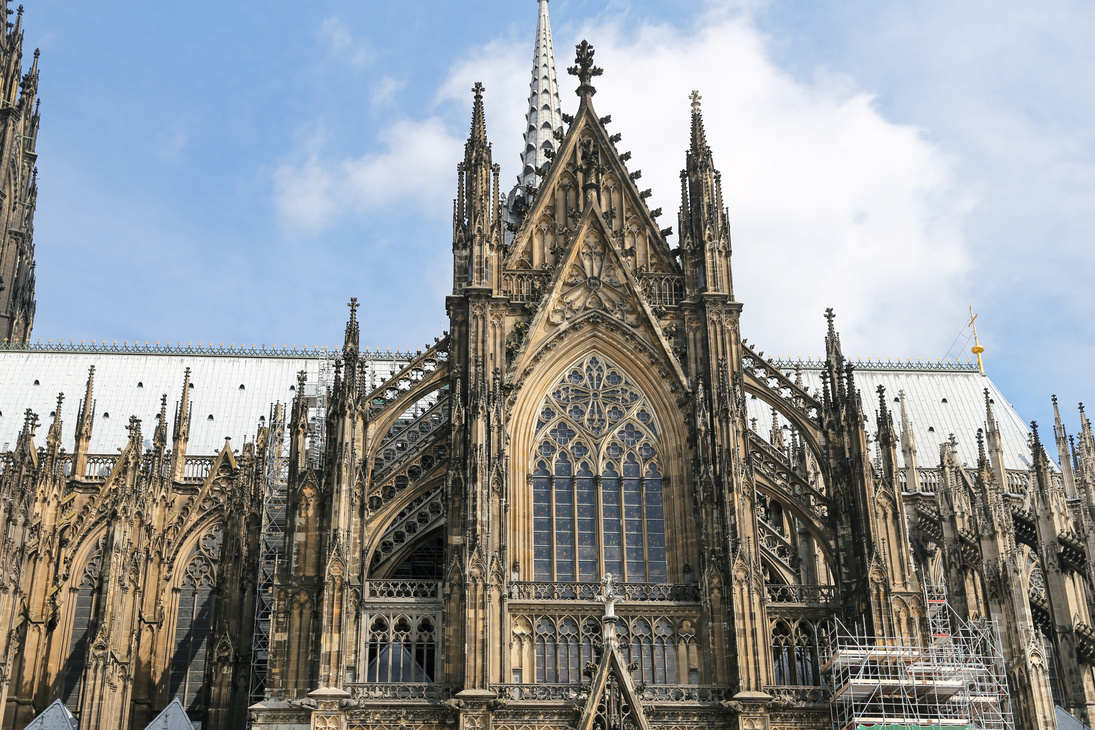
[519,0,564,187]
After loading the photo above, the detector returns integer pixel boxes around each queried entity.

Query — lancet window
[63,544,103,711]
[771,619,825,686]
[170,527,223,712]
[532,354,667,583]
[364,613,438,682]
[533,617,601,683]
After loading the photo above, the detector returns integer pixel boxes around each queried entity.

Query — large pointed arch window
[170,527,223,713]
[63,543,103,711]
[532,353,667,583]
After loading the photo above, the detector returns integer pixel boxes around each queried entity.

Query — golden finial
[969,305,985,375]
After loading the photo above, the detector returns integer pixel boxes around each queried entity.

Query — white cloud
[274,118,463,232]
[320,17,373,69]
[565,9,971,358]
[275,5,973,360]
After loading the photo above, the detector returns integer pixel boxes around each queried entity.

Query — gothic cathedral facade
[3,3,1095,730]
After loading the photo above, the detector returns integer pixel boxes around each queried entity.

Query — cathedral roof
[24,700,78,730]
[746,359,1036,472]
[142,698,196,730]
[0,347,411,455]
[0,346,1036,472]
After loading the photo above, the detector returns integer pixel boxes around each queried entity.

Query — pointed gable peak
[24,699,78,730]
[141,698,192,730]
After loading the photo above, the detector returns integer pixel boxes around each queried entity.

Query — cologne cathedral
[2,2,1094,730]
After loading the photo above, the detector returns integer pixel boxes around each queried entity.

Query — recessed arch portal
[529,352,668,584]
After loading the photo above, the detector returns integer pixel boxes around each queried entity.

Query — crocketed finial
[568,40,603,99]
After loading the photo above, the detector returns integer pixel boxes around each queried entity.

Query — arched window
[532,353,667,583]
[366,614,437,682]
[616,616,680,685]
[772,621,794,685]
[533,617,601,683]
[63,545,103,711]
[771,620,823,686]
[170,527,223,713]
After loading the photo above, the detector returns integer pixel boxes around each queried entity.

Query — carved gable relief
[549,236,637,327]
[505,100,680,279]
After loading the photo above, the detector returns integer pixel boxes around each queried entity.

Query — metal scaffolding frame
[824,583,1014,730]
[307,359,332,470]
[247,402,290,715]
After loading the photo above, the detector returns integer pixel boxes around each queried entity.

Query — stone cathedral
[2,3,1095,730]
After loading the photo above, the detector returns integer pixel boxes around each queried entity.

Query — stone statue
[598,572,619,618]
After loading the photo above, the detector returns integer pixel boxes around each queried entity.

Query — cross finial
[690,90,702,114]
[348,297,359,317]
[568,40,603,98]
[472,81,484,100]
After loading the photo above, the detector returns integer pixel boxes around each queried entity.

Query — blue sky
[22,0,1095,429]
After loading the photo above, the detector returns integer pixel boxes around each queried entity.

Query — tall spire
[506,0,565,233]
[453,84,502,293]
[519,0,564,188]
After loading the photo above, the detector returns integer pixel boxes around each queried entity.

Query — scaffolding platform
[824,583,1014,730]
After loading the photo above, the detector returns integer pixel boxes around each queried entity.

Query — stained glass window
[170,527,223,714]
[532,353,668,583]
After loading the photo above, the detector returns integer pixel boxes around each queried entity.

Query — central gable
[505,92,681,278]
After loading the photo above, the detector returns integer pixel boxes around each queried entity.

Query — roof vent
[32,379,39,386]
[941,398,948,404]
[189,382,195,389]
[239,384,245,390]
[137,382,144,388]
[290,385,296,391]
[103,412,110,419]
[927,426,935,432]
[207,414,215,421]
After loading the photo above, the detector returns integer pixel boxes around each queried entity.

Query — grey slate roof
[744,364,1034,472]
[24,700,78,730]
[0,349,409,455]
[0,350,1035,472]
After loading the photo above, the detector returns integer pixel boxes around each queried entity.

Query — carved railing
[370,486,445,568]
[638,685,731,703]
[502,271,550,303]
[766,356,979,373]
[346,683,456,701]
[741,346,821,426]
[491,683,729,703]
[509,581,700,602]
[1006,470,1029,493]
[53,455,73,477]
[748,432,832,528]
[367,337,450,415]
[638,273,684,307]
[183,456,215,481]
[363,581,441,600]
[762,685,828,708]
[492,684,588,701]
[0,338,425,361]
[765,584,837,605]
[84,455,117,480]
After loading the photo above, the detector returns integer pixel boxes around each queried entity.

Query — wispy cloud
[274,118,462,232]
[320,16,373,69]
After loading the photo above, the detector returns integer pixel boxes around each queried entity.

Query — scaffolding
[307,359,332,470]
[247,403,290,716]
[824,583,1014,730]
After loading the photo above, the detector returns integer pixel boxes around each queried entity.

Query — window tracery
[532,354,666,583]
[770,618,827,686]
[170,526,223,713]
[365,613,438,682]
[63,541,103,710]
